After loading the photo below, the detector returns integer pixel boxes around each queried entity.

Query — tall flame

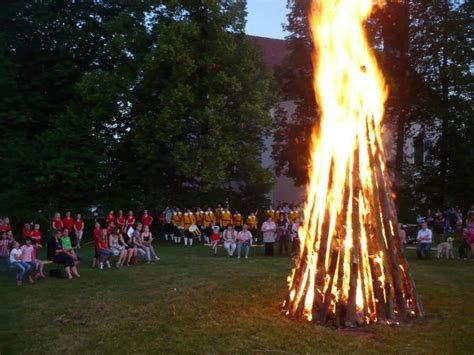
[283,0,422,326]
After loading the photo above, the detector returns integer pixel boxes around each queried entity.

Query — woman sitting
[236,224,253,259]
[120,227,137,265]
[47,231,80,279]
[222,225,237,257]
[141,225,160,261]
[132,223,152,264]
[109,228,128,268]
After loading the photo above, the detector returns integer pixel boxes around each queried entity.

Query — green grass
[1,241,473,354]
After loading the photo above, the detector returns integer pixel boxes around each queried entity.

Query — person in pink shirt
[21,238,45,280]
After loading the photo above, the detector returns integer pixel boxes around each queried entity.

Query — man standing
[163,207,174,241]
[246,212,258,244]
[172,208,183,244]
[232,211,243,232]
[266,206,276,221]
[195,208,204,242]
[220,207,232,231]
[214,204,223,227]
[261,217,276,256]
[416,222,432,259]
[182,209,195,246]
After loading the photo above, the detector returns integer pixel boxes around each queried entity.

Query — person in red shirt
[116,210,125,232]
[95,228,113,269]
[52,213,63,232]
[74,214,85,249]
[126,211,136,230]
[0,218,6,234]
[141,210,153,227]
[63,211,74,234]
[106,221,116,236]
[106,211,115,225]
[23,222,32,239]
[2,217,12,233]
[30,224,42,245]
[92,221,101,268]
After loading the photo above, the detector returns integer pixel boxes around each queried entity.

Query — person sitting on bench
[47,230,80,279]
[416,222,432,259]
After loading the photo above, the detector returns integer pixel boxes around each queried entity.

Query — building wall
[261,100,305,206]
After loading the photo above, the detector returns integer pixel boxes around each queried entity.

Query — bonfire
[283,0,424,327]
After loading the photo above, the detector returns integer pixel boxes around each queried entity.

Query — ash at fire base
[282,0,423,327]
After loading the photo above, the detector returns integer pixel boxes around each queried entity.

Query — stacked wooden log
[283,122,423,327]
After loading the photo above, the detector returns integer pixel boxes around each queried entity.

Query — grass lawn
[1,240,473,354]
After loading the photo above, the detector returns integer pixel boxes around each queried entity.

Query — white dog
[436,237,454,259]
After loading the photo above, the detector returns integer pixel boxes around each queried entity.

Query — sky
[245,0,289,39]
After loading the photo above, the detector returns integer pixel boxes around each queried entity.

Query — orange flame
[283,0,419,325]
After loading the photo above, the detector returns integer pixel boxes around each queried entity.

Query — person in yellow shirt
[246,212,259,244]
[214,204,223,227]
[195,208,204,242]
[288,206,299,224]
[220,207,232,230]
[172,208,183,244]
[203,208,216,244]
[232,210,243,232]
[266,206,276,221]
[182,209,195,246]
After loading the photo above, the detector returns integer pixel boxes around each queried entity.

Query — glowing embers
[282,0,423,327]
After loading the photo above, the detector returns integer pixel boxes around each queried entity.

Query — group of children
[1,230,45,285]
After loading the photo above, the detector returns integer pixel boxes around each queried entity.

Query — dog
[436,237,454,259]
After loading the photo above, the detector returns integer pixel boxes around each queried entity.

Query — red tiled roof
[247,35,288,70]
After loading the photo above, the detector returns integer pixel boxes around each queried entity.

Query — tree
[273,0,473,218]
[0,1,133,221]
[404,0,473,210]
[0,1,276,222]
[272,0,318,186]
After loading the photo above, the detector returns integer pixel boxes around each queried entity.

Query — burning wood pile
[282,0,423,327]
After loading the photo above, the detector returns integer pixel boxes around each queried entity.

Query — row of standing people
[160,205,303,245]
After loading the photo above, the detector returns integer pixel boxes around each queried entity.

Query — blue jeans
[237,242,250,258]
[10,261,31,281]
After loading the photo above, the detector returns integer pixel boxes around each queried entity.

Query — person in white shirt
[291,218,302,257]
[236,224,253,259]
[222,225,237,257]
[9,240,31,286]
[416,222,433,259]
[261,217,277,256]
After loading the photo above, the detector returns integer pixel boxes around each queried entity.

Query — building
[250,35,306,206]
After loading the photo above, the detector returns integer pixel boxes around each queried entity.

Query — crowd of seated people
[2,201,474,285]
